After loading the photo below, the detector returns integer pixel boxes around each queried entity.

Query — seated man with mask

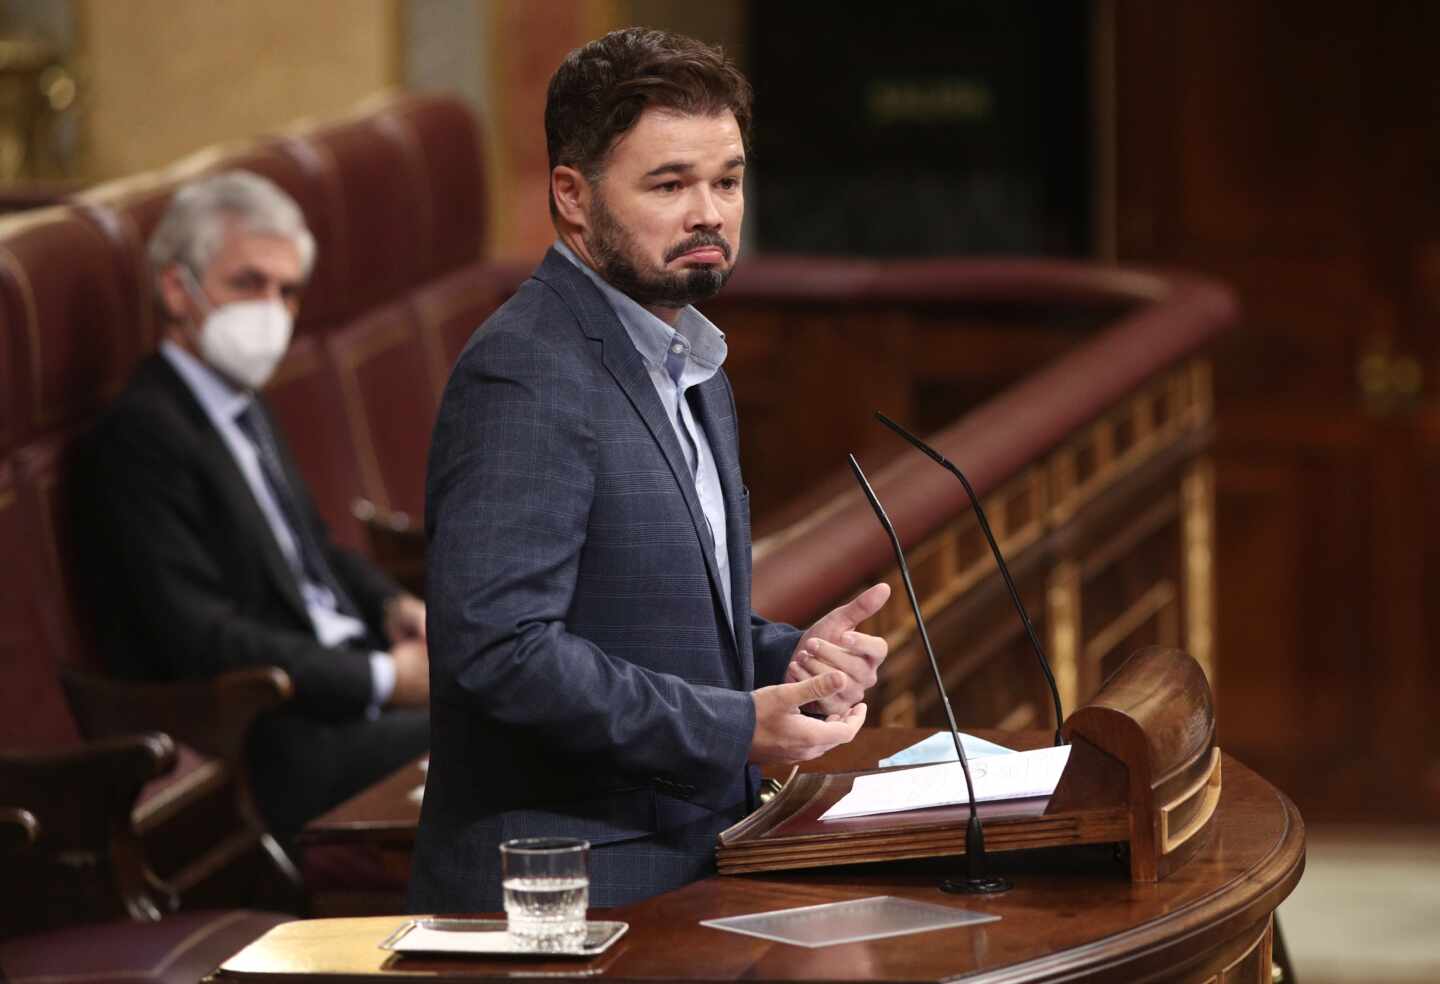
[84,170,430,836]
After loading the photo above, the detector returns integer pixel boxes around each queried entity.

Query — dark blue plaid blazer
[408,249,801,911]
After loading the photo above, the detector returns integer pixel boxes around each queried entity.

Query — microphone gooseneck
[874,411,1067,748]
[847,454,1010,895]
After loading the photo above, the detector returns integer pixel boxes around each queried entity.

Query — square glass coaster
[380,918,627,957]
[700,895,999,948]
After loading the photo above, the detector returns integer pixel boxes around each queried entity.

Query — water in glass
[502,875,589,947]
[499,837,589,950]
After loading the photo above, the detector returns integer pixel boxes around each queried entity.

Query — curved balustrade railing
[740,260,1238,729]
[750,260,1235,621]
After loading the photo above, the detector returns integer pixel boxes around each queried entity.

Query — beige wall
[72,0,744,257]
[77,0,399,179]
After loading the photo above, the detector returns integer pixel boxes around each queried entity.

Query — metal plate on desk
[380,918,628,957]
[701,896,998,948]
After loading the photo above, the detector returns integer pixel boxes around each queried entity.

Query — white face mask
[180,268,293,390]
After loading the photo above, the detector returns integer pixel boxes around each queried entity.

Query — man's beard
[586,194,735,310]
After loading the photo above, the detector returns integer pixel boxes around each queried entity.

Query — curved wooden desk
[228,729,1303,983]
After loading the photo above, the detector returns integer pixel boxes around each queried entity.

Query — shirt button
[671,342,685,354]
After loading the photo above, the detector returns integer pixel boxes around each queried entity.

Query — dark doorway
[747,0,1093,257]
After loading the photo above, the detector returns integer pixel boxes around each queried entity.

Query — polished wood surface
[1109,0,1440,821]
[269,728,1302,983]
[301,757,427,847]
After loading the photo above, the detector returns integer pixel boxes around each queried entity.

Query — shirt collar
[553,240,727,380]
[160,340,253,424]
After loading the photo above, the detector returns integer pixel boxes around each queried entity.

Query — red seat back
[384,95,488,280]
[0,207,148,447]
[262,334,368,552]
[411,263,519,397]
[294,112,431,323]
[12,431,104,674]
[326,301,435,518]
[0,207,149,748]
[0,462,81,749]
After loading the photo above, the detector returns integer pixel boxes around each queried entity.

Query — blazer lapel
[688,375,752,684]
[145,356,313,626]
[535,251,739,655]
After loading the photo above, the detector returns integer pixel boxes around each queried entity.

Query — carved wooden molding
[869,358,1212,658]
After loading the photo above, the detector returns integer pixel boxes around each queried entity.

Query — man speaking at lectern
[411,28,891,910]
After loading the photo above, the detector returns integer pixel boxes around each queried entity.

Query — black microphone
[847,453,1010,895]
[875,411,1066,748]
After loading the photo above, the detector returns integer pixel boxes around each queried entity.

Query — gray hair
[147,170,316,281]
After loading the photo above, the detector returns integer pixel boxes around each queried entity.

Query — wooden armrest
[61,666,292,766]
[1,733,176,831]
[354,498,426,596]
[0,733,178,921]
[0,806,40,852]
[60,668,308,910]
[60,668,308,905]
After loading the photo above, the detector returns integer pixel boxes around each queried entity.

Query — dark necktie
[234,401,361,619]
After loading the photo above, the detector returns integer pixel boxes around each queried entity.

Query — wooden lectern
[719,647,1221,884]
[215,662,1304,983]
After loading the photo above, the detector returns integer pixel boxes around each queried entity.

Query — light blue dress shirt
[159,342,394,706]
[554,241,733,622]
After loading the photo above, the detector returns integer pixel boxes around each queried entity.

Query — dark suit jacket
[410,250,801,910]
[80,352,432,834]
[84,353,399,713]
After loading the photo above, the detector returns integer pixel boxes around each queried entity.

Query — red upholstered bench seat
[0,92,507,917]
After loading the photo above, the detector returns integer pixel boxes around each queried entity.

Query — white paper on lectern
[820,744,1072,821]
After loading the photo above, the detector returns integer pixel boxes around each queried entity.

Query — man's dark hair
[545,27,752,215]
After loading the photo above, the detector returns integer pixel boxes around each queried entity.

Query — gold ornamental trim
[1182,458,1217,682]
[876,358,1212,665]
[1046,560,1082,715]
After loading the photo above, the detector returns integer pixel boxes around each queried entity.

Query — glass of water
[499,837,590,950]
